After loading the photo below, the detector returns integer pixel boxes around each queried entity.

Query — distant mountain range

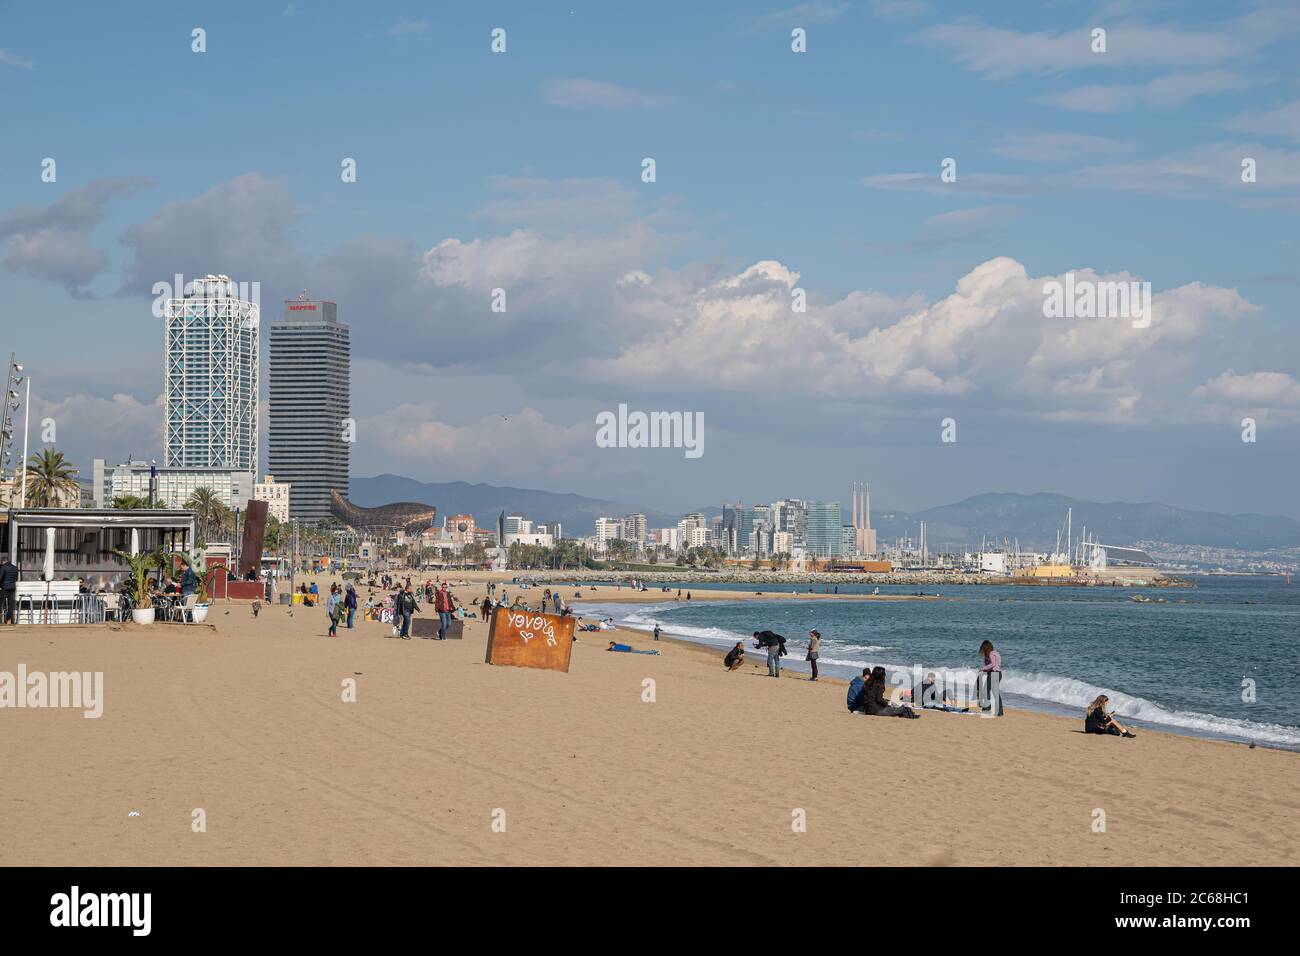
[350,477,1300,552]
[349,474,689,534]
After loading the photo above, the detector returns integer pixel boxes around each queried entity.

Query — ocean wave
[999,669,1300,747]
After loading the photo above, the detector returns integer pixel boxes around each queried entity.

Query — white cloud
[1228,99,1300,143]
[387,19,428,37]
[990,133,1134,163]
[1041,71,1251,113]
[1192,370,1300,407]
[543,77,673,110]
[0,49,33,69]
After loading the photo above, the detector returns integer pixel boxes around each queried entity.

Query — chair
[102,593,121,623]
[173,593,198,623]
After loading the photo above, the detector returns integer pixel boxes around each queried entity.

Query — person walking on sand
[326,584,341,637]
[393,584,418,640]
[435,581,455,640]
[1085,695,1137,738]
[978,640,1004,716]
[806,629,822,681]
[344,583,358,629]
[653,624,661,642]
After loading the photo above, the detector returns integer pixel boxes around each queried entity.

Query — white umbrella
[42,527,55,582]
[130,528,140,557]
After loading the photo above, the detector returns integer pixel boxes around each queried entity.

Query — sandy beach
[1,575,1296,867]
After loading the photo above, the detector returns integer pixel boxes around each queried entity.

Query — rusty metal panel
[238,499,268,579]
[485,608,575,672]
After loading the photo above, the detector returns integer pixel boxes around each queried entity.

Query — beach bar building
[2,508,198,620]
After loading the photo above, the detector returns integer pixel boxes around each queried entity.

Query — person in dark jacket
[393,584,419,640]
[753,630,787,678]
[179,563,198,600]
[862,666,919,718]
[344,584,358,629]
[1085,694,1136,737]
[723,642,745,671]
[0,555,18,625]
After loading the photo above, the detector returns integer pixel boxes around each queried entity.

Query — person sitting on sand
[847,667,870,713]
[1085,695,1136,738]
[724,642,745,671]
[862,666,919,719]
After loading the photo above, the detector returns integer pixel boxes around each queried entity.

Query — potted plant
[113,548,162,625]
[187,555,217,623]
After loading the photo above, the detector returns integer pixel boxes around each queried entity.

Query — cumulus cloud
[0,178,151,295]
[118,172,302,296]
[1192,370,1300,407]
[594,256,1263,426]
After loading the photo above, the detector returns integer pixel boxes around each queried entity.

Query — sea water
[572,576,1300,750]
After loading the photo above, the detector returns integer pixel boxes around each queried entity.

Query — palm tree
[23,449,80,507]
[112,494,151,510]
[185,487,232,542]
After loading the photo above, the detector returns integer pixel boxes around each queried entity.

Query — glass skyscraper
[164,275,259,471]
[805,500,843,557]
[268,296,351,520]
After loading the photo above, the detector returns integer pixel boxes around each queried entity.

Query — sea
[564,576,1300,750]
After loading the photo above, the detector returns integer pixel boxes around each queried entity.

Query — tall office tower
[805,501,844,557]
[268,294,351,520]
[165,275,259,470]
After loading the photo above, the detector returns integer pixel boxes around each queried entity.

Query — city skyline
[1,2,1298,518]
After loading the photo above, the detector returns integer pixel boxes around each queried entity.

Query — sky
[1,0,1298,520]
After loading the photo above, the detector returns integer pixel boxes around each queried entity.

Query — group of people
[720,629,1134,737]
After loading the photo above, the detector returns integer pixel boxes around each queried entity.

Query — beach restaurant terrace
[3,507,197,591]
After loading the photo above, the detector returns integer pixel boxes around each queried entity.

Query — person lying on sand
[1085,695,1136,737]
[723,642,745,671]
[607,641,660,655]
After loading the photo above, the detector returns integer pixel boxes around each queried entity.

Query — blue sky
[2,1,1298,520]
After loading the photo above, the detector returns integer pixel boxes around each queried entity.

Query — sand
[1,574,1295,866]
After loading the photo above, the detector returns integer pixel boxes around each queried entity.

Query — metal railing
[15,593,107,625]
